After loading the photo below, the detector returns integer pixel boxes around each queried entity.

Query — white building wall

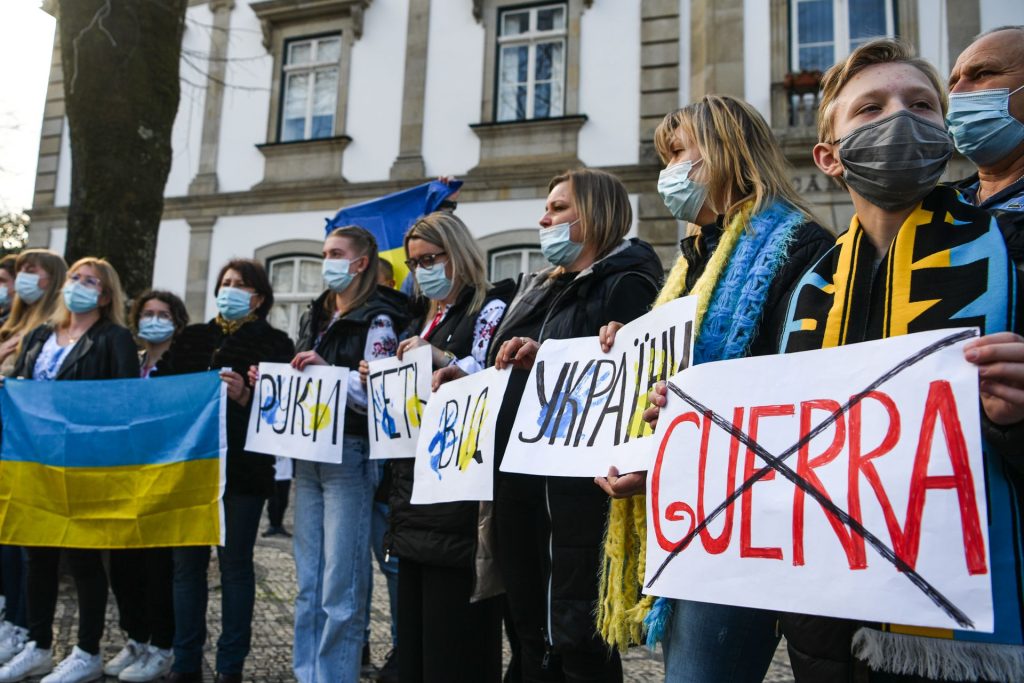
[342,0,408,182]
[214,2,272,193]
[152,220,191,296]
[743,0,772,123]
[979,0,1024,32]
[577,2,641,167]
[917,1,950,77]
[164,4,212,197]
[421,3,484,176]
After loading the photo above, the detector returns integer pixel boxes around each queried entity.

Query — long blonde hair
[0,249,68,344]
[405,212,490,318]
[325,226,379,316]
[55,257,127,328]
[654,95,812,224]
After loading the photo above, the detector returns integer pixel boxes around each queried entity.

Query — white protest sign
[245,362,350,464]
[644,328,992,632]
[411,367,512,504]
[500,296,696,477]
[366,345,431,460]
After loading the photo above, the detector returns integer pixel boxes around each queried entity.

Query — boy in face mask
[948,26,1024,260]
[779,38,1024,683]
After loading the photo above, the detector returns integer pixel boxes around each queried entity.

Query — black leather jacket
[13,319,139,381]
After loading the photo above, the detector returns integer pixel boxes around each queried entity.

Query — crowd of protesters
[0,26,1019,683]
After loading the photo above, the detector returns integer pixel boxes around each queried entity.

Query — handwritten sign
[411,367,511,504]
[245,363,350,464]
[500,296,696,477]
[366,345,432,460]
[644,329,992,632]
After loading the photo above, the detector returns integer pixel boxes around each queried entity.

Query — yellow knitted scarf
[596,201,753,650]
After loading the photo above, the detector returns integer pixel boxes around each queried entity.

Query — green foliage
[0,210,29,255]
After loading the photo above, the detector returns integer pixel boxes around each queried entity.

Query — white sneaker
[40,646,101,683]
[103,640,145,677]
[0,641,53,682]
[0,626,28,665]
[118,646,172,682]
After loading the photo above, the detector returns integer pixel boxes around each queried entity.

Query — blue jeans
[293,436,373,683]
[365,460,398,648]
[663,599,780,683]
[172,493,265,675]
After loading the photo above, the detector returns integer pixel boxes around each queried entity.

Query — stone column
[945,0,979,70]
[637,0,682,269]
[390,0,430,180]
[184,217,217,321]
[689,0,744,100]
[33,31,66,209]
[188,0,235,195]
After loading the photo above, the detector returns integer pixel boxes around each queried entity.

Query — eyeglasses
[68,273,102,289]
[404,252,447,270]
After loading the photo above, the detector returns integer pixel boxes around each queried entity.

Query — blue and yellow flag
[0,371,225,548]
[326,179,462,290]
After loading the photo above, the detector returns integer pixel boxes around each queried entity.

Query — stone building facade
[27,0,1024,338]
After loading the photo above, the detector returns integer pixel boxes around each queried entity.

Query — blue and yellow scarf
[782,184,1024,681]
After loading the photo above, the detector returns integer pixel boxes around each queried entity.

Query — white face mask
[657,159,708,224]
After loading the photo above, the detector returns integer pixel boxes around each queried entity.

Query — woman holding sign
[777,39,1024,683]
[0,258,139,683]
[153,259,294,683]
[483,168,663,681]
[384,211,513,683]
[283,226,408,683]
[594,94,832,681]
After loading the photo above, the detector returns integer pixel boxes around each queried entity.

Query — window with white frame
[791,0,894,72]
[496,3,567,121]
[268,255,323,340]
[280,35,342,142]
[489,247,547,281]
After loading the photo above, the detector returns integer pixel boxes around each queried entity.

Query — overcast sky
[0,1,56,213]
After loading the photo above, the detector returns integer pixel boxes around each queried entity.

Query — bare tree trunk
[59,0,187,300]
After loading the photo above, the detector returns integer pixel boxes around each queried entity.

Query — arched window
[267,255,323,340]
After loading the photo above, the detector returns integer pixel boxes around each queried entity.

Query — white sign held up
[244,362,350,464]
[412,367,511,504]
[366,345,432,460]
[501,296,696,478]
[644,329,992,632]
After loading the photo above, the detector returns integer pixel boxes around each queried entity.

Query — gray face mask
[836,110,953,211]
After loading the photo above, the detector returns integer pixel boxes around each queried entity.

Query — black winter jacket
[13,320,139,381]
[295,285,410,437]
[386,280,515,568]
[154,318,295,498]
[495,238,663,650]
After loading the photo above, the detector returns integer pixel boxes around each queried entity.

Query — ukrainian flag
[0,371,225,548]
[326,179,462,290]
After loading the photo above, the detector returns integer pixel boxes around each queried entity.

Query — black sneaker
[377,648,398,683]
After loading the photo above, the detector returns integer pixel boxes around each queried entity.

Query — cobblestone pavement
[50,508,794,682]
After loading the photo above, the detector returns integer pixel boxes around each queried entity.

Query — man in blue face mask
[948,26,1024,259]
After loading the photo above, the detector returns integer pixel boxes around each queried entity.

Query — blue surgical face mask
[947,83,1024,166]
[657,159,708,224]
[63,282,99,314]
[539,219,583,267]
[415,262,453,300]
[0,288,9,309]
[322,258,355,293]
[216,286,253,321]
[138,317,176,343]
[15,272,44,305]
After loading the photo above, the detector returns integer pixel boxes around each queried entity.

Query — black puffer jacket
[496,238,662,650]
[154,318,295,498]
[295,285,410,437]
[13,320,139,381]
[386,280,515,568]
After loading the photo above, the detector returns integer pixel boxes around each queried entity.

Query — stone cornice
[28,163,662,223]
[251,0,372,48]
